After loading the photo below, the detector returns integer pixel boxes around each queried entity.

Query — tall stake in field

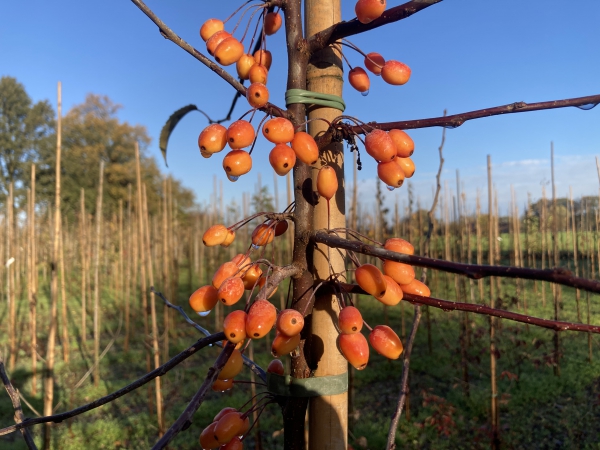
[569,187,582,322]
[7,183,15,371]
[305,0,347,447]
[29,164,37,395]
[125,184,133,351]
[93,161,105,386]
[143,183,164,435]
[44,81,61,450]
[161,178,169,360]
[541,185,547,307]
[80,188,87,346]
[487,155,499,449]
[59,214,69,362]
[550,143,560,376]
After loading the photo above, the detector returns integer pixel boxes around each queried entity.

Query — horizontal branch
[0,333,224,437]
[350,94,600,134]
[129,0,286,118]
[340,283,600,334]
[307,0,442,53]
[313,231,600,294]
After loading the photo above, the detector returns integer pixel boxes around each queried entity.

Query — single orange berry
[221,436,244,450]
[223,310,247,343]
[200,18,224,42]
[364,52,385,75]
[269,144,296,176]
[375,275,403,306]
[355,0,386,24]
[377,160,405,188]
[223,150,253,178]
[272,332,301,357]
[199,422,220,449]
[291,131,319,165]
[365,129,396,162]
[220,229,236,247]
[212,378,234,392]
[217,276,245,306]
[212,261,241,289]
[202,224,229,246]
[246,299,277,339]
[242,263,263,290]
[246,82,270,108]
[338,306,363,334]
[388,129,414,158]
[276,309,304,337]
[338,332,369,370]
[355,263,387,297]
[267,359,284,375]
[214,411,246,444]
[262,117,295,144]
[369,325,403,359]
[348,67,370,93]
[399,278,431,297]
[248,63,268,85]
[226,120,255,149]
[384,237,414,255]
[381,60,411,85]
[236,53,256,80]
[198,124,227,155]
[395,157,415,178]
[264,12,282,35]
[214,37,244,66]
[251,223,275,247]
[189,285,219,313]
[382,260,415,286]
[317,166,338,200]
[218,349,244,380]
[206,30,231,56]
[253,49,272,70]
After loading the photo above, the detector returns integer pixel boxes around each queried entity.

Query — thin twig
[0,333,224,437]
[0,351,38,449]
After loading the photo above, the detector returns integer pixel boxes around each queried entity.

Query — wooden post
[59,214,69,362]
[305,0,347,448]
[44,80,61,450]
[551,143,560,376]
[93,161,104,386]
[7,183,15,372]
[487,155,499,449]
[29,164,37,395]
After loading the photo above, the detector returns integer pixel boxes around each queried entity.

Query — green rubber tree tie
[285,89,346,112]
[267,372,348,397]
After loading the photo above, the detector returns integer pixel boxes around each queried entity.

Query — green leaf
[159,104,199,167]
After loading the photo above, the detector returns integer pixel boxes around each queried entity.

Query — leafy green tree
[0,76,55,202]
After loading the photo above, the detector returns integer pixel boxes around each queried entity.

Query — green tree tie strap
[267,372,348,397]
[285,89,346,112]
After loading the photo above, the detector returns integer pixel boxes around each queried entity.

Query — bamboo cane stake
[59,214,69,362]
[305,0,347,447]
[80,189,87,346]
[43,81,61,450]
[161,178,169,360]
[93,161,104,386]
[7,183,15,372]
[551,143,561,376]
[29,164,37,395]
[570,187,582,322]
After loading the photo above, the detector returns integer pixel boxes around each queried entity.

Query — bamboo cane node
[285,89,346,112]
[267,372,348,397]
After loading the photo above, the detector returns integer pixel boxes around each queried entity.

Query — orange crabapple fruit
[214,411,246,445]
[212,378,234,393]
[212,261,241,289]
[382,260,415,286]
[199,422,220,449]
[396,156,415,178]
[388,129,414,158]
[384,237,414,255]
[246,299,277,339]
[348,67,370,93]
[375,275,403,306]
[381,60,411,85]
[377,160,405,188]
[214,407,238,423]
[267,359,284,375]
[257,276,277,299]
[248,63,268,85]
[276,309,304,337]
[364,129,396,162]
[338,306,363,334]
[399,278,431,297]
[364,52,385,75]
[264,12,282,35]
[206,30,231,56]
[198,124,227,155]
[253,49,272,70]
[355,0,386,24]
[269,144,296,176]
[291,131,319,165]
[223,310,247,344]
[251,223,275,247]
[246,82,270,109]
[218,276,245,306]
[236,53,256,79]
[218,349,244,380]
[317,166,338,200]
[272,332,301,357]
[242,263,263,290]
[355,263,387,298]
[189,285,219,313]
[223,150,253,179]
[221,436,244,450]
[202,224,229,246]
[214,37,244,66]
[262,117,295,144]
[221,229,236,247]
[226,120,255,149]
[338,332,369,370]
[369,325,403,359]
[200,18,224,42]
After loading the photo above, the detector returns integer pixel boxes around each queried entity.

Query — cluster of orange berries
[198,116,319,182]
[199,407,250,449]
[338,237,431,370]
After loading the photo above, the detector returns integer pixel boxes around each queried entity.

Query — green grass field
[1,265,600,449]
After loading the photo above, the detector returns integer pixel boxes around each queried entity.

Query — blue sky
[2,0,599,215]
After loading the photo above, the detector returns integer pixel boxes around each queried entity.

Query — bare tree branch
[129,0,287,119]
[307,0,442,53]
[313,231,600,294]
[0,351,38,449]
[0,333,224,437]
[151,343,235,449]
